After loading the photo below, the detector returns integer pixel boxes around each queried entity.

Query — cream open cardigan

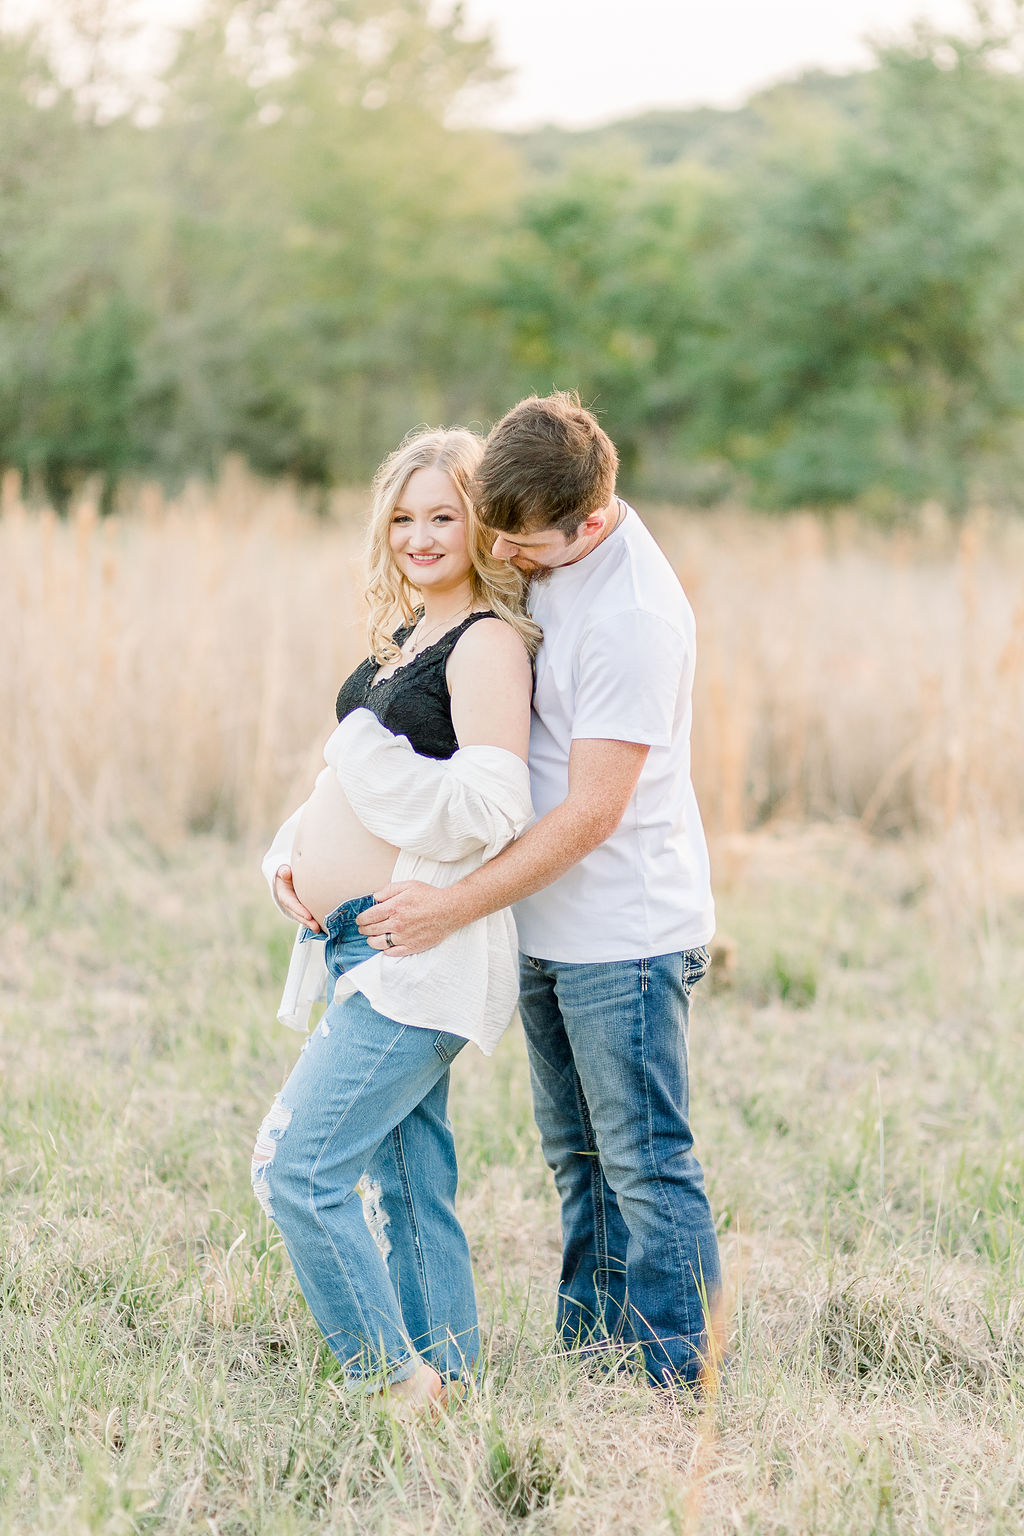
[262,707,534,1056]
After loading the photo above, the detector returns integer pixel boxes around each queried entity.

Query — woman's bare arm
[445,617,533,760]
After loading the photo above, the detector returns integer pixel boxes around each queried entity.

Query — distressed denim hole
[251,1095,293,1217]
[359,1177,392,1262]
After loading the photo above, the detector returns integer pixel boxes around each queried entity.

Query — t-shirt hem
[569,726,674,748]
[516,922,716,966]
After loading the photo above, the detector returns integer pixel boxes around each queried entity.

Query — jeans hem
[342,1349,424,1395]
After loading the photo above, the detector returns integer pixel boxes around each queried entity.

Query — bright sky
[7,0,981,127]
[462,0,976,127]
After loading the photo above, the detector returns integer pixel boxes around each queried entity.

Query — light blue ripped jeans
[251,895,478,1391]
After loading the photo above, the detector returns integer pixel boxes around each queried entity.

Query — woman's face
[388,466,473,594]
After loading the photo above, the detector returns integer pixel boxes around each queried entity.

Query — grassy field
[2,477,1024,1531]
[2,822,1023,1535]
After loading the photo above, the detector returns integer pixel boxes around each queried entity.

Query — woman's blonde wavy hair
[364,427,541,663]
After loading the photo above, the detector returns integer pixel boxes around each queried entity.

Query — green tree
[692,3,1024,511]
[0,27,156,499]
[5,0,1024,512]
[140,0,515,482]
[486,155,721,489]
[0,0,516,492]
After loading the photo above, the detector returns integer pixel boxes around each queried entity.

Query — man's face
[486,520,595,577]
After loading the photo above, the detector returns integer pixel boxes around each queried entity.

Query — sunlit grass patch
[2,828,1024,1532]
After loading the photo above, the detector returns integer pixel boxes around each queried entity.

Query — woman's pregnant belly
[290,771,398,927]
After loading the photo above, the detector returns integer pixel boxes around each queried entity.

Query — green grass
[2,826,1023,1533]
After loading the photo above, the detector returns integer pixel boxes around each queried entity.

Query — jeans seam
[571,1068,609,1318]
[638,962,701,1355]
[551,955,608,1293]
[303,1024,408,1350]
[393,1116,436,1337]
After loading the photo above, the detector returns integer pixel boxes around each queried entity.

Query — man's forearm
[444,797,615,928]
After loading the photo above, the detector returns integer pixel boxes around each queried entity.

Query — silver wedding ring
[385,932,395,948]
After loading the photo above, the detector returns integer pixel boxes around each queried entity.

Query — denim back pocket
[432,1030,466,1063]
[682,946,712,996]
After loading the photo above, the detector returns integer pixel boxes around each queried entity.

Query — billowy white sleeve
[323,709,533,863]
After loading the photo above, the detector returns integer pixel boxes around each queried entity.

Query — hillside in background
[508,69,872,174]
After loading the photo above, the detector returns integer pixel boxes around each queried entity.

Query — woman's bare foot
[438,1378,467,1409]
[386,1363,445,1411]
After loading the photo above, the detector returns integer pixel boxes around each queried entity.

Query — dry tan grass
[656,506,1024,841]
[3,464,1024,890]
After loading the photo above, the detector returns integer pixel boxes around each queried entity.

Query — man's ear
[581,509,609,537]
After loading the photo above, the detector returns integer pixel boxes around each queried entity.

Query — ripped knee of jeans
[359,1176,392,1263]
[251,1094,292,1218]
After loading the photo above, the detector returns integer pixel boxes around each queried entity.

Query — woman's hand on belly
[274,865,322,932]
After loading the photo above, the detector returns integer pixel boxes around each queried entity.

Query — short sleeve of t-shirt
[571,610,688,748]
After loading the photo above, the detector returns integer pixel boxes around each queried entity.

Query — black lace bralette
[335,611,497,760]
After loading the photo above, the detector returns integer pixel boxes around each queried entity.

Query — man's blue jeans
[251,897,479,1391]
[518,946,720,1387]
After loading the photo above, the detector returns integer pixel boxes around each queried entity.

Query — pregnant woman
[253,428,537,1410]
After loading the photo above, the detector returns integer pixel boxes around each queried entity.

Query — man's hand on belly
[274,866,322,931]
[359,739,650,953]
[358,881,459,956]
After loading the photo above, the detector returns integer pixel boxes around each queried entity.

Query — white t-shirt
[513,503,715,964]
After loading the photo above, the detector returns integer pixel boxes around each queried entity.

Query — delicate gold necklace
[405,604,473,658]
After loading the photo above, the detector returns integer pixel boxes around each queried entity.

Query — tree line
[3,0,1024,513]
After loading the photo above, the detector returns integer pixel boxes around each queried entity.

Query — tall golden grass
[3,461,1024,883]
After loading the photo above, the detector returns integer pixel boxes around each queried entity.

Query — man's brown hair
[475,392,619,538]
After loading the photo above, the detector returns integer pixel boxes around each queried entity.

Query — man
[358,392,721,1389]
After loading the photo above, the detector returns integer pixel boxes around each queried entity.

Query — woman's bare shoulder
[446,615,533,752]
[453,613,532,661]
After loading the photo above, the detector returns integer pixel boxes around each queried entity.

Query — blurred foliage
[2,0,1024,510]
[509,69,873,176]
